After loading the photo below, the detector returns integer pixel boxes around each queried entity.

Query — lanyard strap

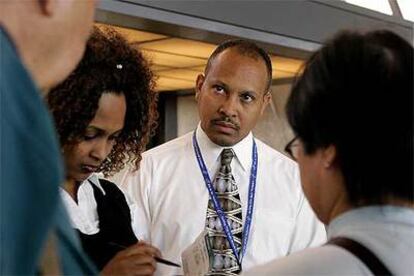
[192,131,258,265]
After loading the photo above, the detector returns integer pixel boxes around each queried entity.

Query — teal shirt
[0,27,96,275]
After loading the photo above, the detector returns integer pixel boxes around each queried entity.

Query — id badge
[181,230,213,276]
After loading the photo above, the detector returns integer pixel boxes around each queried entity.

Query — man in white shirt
[121,39,326,275]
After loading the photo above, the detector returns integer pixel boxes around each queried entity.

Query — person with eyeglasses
[244,29,413,275]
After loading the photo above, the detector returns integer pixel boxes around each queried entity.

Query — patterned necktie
[205,149,243,275]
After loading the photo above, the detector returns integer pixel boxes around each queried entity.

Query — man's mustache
[211,117,240,130]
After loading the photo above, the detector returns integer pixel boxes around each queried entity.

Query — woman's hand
[101,241,161,276]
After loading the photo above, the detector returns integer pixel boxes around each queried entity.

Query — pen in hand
[108,242,181,268]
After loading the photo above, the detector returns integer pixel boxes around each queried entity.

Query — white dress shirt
[120,125,326,275]
[61,173,138,236]
[243,206,414,275]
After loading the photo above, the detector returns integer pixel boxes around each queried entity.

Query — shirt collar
[195,123,253,172]
[81,173,106,195]
[327,205,414,239]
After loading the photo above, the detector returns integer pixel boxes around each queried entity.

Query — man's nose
[219,96,238,117]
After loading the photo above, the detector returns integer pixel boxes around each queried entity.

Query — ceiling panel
[156,69,201,82]
[345,0,393,15]
[190,65,208,72]
[99,23,304,92]
[96,23,168,42]
[155,76,195,91]
[150,65,173,71]
[397,0,414,21]
[271,56,304,73]
[272,69,296,79]
[140,38,216,59]
[142,49,207,68]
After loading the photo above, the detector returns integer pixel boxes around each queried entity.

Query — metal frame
[96,0,321,59]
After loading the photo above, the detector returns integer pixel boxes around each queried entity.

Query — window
[397,0,414,21]
[345,0,393,15]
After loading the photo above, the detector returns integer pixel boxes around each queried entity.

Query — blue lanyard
[192,131,258,266]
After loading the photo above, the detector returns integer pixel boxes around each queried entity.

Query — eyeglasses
[284,136,299,161]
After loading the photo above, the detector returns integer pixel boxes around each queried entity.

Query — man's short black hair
[205,39,273,92]
[286,30,413,206]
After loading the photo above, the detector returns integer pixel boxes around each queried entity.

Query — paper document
[181,230,213,276]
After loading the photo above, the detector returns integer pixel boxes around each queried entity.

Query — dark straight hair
[286,30,413,206]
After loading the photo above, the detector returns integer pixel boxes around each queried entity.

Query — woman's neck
[63,179,81,203]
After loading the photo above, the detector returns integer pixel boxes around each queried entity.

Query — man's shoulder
[143,131,193,159]
[122,132,193,180]
[255,138,297,169]
[244,245,363,275]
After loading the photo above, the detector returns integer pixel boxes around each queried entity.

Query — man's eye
[241,94,254,103]
[213,85,225,94]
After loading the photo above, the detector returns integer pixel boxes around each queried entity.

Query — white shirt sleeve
[119,157,153,242]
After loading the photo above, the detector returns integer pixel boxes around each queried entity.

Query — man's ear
[195,74,205,102]
[322,144,337,169]
[260,90,272,115]
[38,0,56,16]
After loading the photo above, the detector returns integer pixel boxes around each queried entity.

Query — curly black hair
[47,26,158,176]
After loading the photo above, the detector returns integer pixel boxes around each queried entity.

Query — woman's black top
[77,179,137,270]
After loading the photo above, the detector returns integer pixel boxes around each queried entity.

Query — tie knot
[221,149,234,166]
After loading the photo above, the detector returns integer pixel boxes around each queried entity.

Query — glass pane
[345,0,393,15]
[397,0,414,21]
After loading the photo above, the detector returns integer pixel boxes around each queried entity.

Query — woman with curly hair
[48,27,159,275]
